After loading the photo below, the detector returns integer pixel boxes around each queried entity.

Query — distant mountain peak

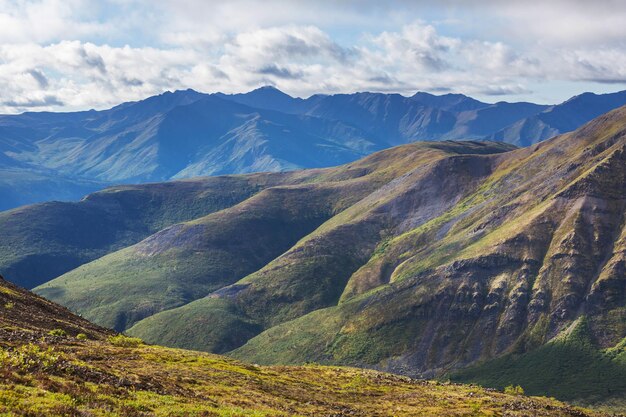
[558,91,593,104]
[411,91,434,97]
[109,87,207,113]
[411,91,470,99]
[410,90,488,111]
[247,85,294,98]
[170,88,202,95]
[256,85,280,91]
[214,85,303,114]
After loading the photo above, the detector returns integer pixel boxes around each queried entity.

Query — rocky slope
[2,274,602,417]
[224,106,626,408]
[0,274,111,340]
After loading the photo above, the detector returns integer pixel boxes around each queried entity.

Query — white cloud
[484,1,626,47]
[0,1,624,112]
[0,0,111,43]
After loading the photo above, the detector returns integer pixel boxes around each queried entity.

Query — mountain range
[1,104,625,409]
[2,86,626,211]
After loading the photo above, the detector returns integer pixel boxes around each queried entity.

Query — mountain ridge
[0,170,318,288]
[35,141,513,332]
[2,86,626,211]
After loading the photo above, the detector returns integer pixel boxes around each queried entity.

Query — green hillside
[0,274,607,417]
[0,171,317,288]
[450,316,626,409]
[36,141,511,333]
[149,107,624,408]
[22,106,626,410]
[228,108,626,394]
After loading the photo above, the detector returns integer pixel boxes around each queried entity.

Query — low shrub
[504,385,525,396]
[48,328,67,337]
[0,343,61,372]
[108,335,144,348]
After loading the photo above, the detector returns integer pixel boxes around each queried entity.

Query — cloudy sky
[0,0,625,113]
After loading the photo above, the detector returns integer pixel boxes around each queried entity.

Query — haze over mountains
[2,86,626,211]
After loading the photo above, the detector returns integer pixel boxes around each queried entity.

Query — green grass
[0,174,295,289]
[0,339,607,417]
[450,317,626,407]
[4,268,602,417]
[107,334,144,347]
[35,184,339,331]
[47,329,67,337]
[128,298,262,353]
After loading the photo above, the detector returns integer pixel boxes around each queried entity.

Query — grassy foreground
[0,335,609,417]
[0,236,616,417]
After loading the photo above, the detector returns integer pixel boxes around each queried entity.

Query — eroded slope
[0,275,607,417]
